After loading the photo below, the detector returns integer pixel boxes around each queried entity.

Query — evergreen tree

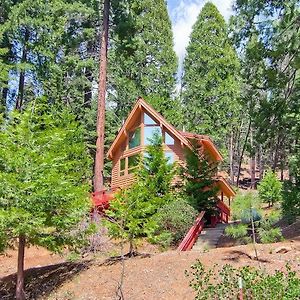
[0,0,99,115]
[258,170,282,207]
[109,0,179,121]
[0,100,92,299]
[105,134,175,255]
[181,142,219,214]
[182,2,240,150]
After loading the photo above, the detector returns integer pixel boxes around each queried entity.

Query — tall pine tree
[182,2,240,152]
[109,0,179,122]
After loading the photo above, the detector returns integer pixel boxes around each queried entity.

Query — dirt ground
[1,239,299,300]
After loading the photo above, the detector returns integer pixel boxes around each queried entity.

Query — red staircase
[177,211,206,251]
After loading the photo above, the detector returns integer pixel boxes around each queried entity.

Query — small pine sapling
[258,169,282,207]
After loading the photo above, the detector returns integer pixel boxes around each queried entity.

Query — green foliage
[181,142,219,213]
[109,0,178,121]
[282,181,300,224]
[257,211,283,244]
[105,134,176,253]
[258,170,282,206]
[187,260,300,300]
[0,100,92,253]
[182,2,240,149]
[225,224,248,240]
[231,192,262,222]
[153,198,198,247]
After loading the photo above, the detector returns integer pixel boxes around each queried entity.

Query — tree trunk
[250,213,258,260]
[236,120,251,187]
[15,29,29,111]
[229,130,234,184]
[16,234,26,300]
[250,129,256,189]
[94,0,110,192]
[257,145,263,181]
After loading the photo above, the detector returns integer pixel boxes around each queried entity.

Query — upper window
[144,113,157,125]
[129,127,141,149]
[144,126,162,145]
[165,132,175,145]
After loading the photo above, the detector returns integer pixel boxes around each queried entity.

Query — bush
[153,198,198,246]
[186,260,300,300]
[258,169,282,206]
[225,224,250,244]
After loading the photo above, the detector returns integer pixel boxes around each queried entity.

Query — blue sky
[166,0,234,73]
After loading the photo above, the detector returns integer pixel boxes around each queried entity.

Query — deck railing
[177,211,206,251]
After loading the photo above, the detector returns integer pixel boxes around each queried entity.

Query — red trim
[177,211,206,251]
[217,200,230,223]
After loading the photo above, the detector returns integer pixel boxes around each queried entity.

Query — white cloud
[171,0,234,78]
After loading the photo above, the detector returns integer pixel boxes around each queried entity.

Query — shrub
[186,260,300,300]
[153,198,198,246]
[258,169,282,206]
[225,224,249,244]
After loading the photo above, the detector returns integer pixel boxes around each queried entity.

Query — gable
[107,98,191,159]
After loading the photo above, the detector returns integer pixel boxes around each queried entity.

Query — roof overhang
[201,139,223,162]
[215,177,236,198]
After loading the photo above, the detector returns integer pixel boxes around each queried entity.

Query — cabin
[98,98,234,215]
[92,98,235,250]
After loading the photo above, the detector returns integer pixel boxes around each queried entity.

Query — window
[144,126,162,145]
[144,113,157,125]
[128,154,139,174]
[165,132,174,145]
[129,127,141,149]
[119,158,126,176]
[164,152,174,165]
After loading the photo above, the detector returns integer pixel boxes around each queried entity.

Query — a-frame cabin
[105,98,234,213]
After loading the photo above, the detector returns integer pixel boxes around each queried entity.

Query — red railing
[177,211,206,251]
[217,200,230,223]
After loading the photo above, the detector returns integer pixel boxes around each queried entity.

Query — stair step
[193,223,228,252]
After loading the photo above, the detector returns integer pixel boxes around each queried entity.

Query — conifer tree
[182,2,240,150]
[105,134,175,255]
[0,101,92,299]
[109,0,178,121]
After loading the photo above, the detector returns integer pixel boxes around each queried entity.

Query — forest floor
[0,235,299,300]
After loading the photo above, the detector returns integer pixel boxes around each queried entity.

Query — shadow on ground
[222,250,270,263]
[0,260,91,300]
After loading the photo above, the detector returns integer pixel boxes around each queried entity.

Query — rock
[274,246,292,254]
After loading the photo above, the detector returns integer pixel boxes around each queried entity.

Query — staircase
[192,223,227,251]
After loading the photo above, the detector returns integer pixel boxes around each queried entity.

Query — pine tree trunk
[250,214,258,260]
[236,120,251,187]
[250,129,256,189]
[94,0,110,192]
[258,145,263,181]
[16,234,26,300]
[15,29,29,111]
[229,131,234,184]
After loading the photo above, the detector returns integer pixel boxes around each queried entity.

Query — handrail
[217,200,230,215]
[178,211,206,251]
